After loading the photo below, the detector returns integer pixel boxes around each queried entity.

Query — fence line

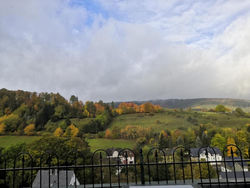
[0,145,250,187]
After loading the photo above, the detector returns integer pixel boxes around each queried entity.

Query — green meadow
[0,136,136,152]
[1,110,250,151]
[87,138,136,152]
[109,111,193,131]
[0,136,42,148]
[109,110,250,132]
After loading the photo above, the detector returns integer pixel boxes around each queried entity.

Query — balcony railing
[0,144,249,187]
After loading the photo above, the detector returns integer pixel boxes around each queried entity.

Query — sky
[1,0,250,102]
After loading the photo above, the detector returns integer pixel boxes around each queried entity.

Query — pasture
[0,136,41,148]
[87,138,136,152]
[109,110,250,132]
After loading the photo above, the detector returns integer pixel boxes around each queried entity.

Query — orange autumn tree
[154,105,162,112]
[105,129,112,138]
[116,102,162,114]
[140,102,155,113]
[95,103,105,115]
[116,102,138,114]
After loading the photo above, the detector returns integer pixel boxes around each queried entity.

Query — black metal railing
[0,144,250,187]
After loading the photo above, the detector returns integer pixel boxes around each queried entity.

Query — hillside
[0,88,113,135]
[109,110,250,132]
[0,88,160,136]
[114,98,250,111]
[1,88,250,154]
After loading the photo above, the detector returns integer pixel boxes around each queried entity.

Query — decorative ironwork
[0,144,249,187]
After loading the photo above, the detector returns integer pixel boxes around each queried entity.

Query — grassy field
[1,110,250,151]
[0,136,136,152]
[70,118,92,126]
[0,136,42,148]
[109,111,194,131]
[198,112,250,127]
[109,110,250,132]
[87,138,136,151]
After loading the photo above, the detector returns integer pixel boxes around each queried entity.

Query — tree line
[104,123,250,158]
[0,88,162,136]
[0,89,113,134]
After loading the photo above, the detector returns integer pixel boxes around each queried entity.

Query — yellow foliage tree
[115,108,123,115]
[24,124,35,136]
[71,125,79,137]
[0,123,6,134]
[53,127,64,137]
[236,130,248,157]
[0,115,8,124]
[160,130,168,138]
[141,102,154,113]
[227,137,237,157]
[64,124,79,137]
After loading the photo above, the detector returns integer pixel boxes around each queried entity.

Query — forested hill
[122,98,250,110]
[0,88,161,135]
[0,88,113,133]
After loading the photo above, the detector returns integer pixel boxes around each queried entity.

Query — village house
[106,148,135,164]
[106,148,122,158]
[106,148,135,176]
[190,147,222,165]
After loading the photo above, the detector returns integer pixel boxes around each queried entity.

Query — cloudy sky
[1,0,250,102]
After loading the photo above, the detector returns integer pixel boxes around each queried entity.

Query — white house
[190,147,222,165]
[106,148,135,176]
[106,148,122,158]
[120,153,135,165]
[106,148,135,165]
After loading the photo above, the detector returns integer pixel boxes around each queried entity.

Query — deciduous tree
[105,129,112,138]
[215,104,229,113]
[24,124,35,135]
[227,137,237,156]
[0,123,5,134]
[64,124,79,137]
[211,133,226,152]
[53,127,64,137]
[236,130,248,157]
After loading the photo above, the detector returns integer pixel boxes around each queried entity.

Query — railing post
[139,148,145,185]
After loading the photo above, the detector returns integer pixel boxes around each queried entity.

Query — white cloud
[1,0,250,102]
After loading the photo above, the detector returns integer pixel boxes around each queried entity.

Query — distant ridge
[1,88,250,110]
[115,98,250,110]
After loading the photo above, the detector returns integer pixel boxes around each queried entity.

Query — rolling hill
[114,98,250,111]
